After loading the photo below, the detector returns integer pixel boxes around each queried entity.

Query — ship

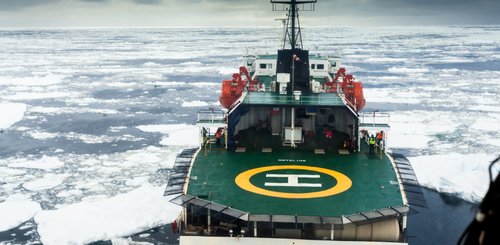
[165,1,419,244]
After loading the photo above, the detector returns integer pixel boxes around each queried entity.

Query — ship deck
[186,136,404,218]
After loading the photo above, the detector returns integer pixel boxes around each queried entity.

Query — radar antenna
[271,0,317,50]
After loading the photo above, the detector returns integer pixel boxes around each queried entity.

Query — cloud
[0,0,58,11]
[0,0,498,26]
[133,0,162,5]
[80,0,111,3]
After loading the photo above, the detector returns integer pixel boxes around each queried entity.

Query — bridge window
[317,64,325,70]
[311,64,316,69]
[259,63,267,69]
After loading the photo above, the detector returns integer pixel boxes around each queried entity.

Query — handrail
[197,109,227,124]
[360,112,390,126]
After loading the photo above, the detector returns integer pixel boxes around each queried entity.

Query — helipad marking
[235,165,352,199]
[265,174,322,188]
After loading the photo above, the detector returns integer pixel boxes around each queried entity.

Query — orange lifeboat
[219,67,257,109]
[331,67,366,111]
[219,73,246,109]
[353,81,366,111]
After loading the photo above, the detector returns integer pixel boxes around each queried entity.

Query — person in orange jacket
[376,131,384,144]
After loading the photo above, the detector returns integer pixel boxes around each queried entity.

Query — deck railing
[360,112,390,126]
[197,109,227,124]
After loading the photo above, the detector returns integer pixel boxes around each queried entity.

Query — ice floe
[388,67,430,74]
[8,155,64,170]
[0,75,66,86]
[0,102,27,129]
[409,153,498,202]
[137,124,199,146]
[181,100,209,107]
[34,184,180,245]
[4,91,72,101]
[0,200,41,232]
[22,174,68,191]
[0,167,27,178]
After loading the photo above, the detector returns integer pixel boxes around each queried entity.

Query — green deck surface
[186,142,403,217]
[243,92,345,107]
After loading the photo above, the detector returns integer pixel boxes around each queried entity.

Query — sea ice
[181,100,209,107]
[34,183,181,245]
[0,75,65,86]
[3,91,71,101]
[0,167,26,178]
[409,153,497,202]
[137,124,199,146]
[8,155,64,170]
[0,103,27,129]
[388,134,431,149]
[22,174,68,191]
[0,200,41,232]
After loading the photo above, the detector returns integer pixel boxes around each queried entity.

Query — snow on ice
[0,103,27,129]
[409,153,498,202]
[8,155,64,170]
[181,100,209,107]
[0,200,41,232]
[22,173,68,191]
[34,183,180,245]
[137,124,199,146]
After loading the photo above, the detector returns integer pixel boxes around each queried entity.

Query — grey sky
[0,0,498,27]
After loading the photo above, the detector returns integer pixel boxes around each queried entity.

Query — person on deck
[324,128,333,147]
[325,129,333,139]
[369,135,376,154]
[376,131,384,144]
[361,129,368,140]
[172,220,178,234]
[215,128,223,146]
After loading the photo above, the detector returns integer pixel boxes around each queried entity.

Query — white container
[293,90,302,100]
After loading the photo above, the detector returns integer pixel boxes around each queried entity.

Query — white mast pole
[291,55,296,147]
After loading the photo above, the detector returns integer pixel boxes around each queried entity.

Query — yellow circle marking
[235,165,352,199]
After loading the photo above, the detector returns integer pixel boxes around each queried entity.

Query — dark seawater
[407,188,478,245]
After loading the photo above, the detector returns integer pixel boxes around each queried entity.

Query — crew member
[325,129,333,139]
[323,128,333,147]
[377,131,384,144]
[369,135,376,154]
[361,129,368,140]
[172,220,178,234]
[215,128,223,146]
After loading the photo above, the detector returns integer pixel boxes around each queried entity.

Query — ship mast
[271,0,316,50]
